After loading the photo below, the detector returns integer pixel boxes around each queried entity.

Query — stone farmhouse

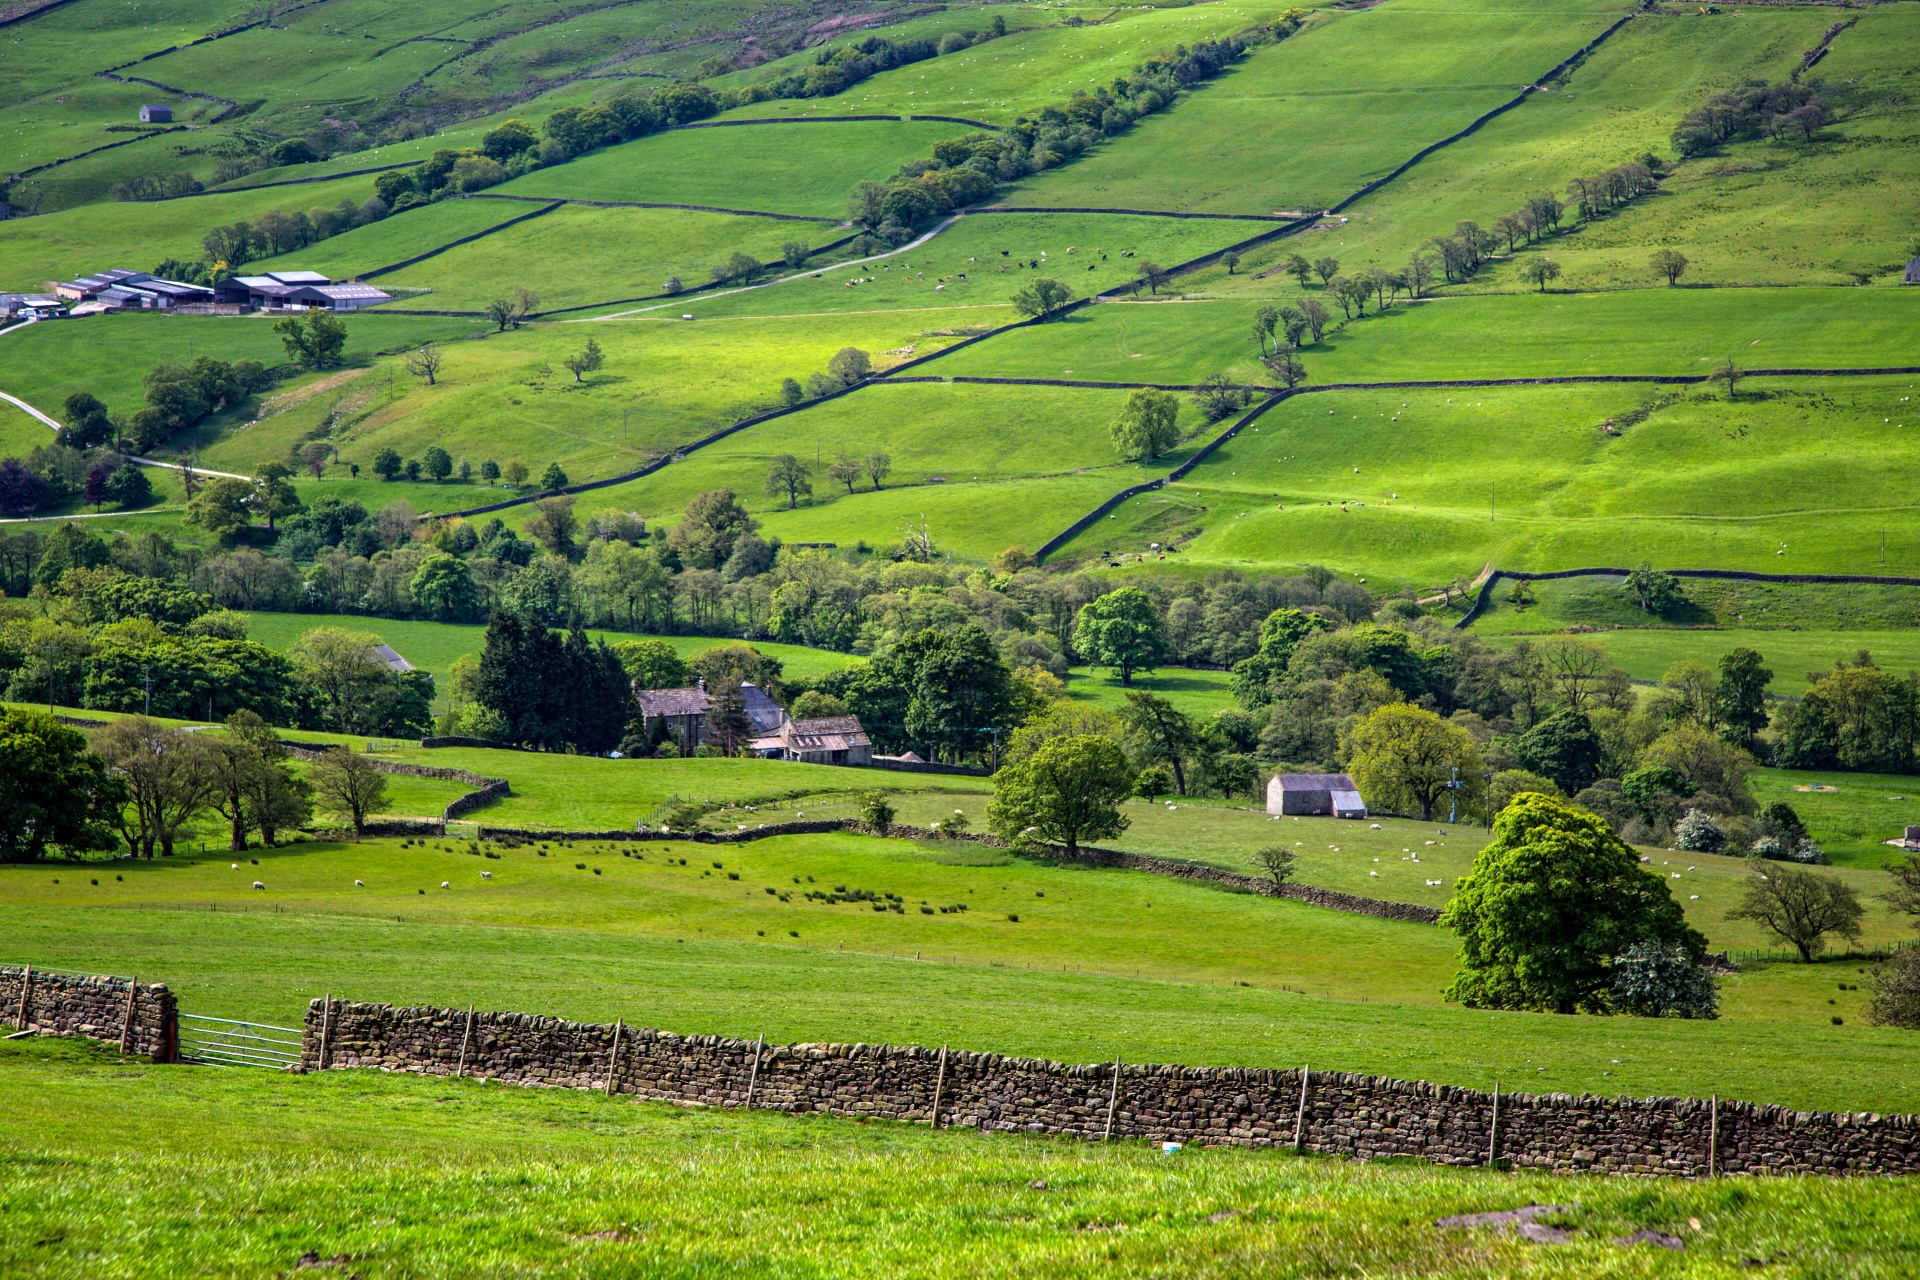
[634,680,787,750]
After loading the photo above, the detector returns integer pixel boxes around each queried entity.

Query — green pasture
[931,288,1920,386]
[1469,2,1920,292]
[0,310,483,457]
[183,307,984,483]
[244,197,538,281]
[689,210,1245,321]
[531,379,1193,526]
[1010,0,1634,215]
[867,789,1911,958]
[1056,376,1920,587]
[13,1040,1920,1279]
[376,204,826,314]
[495,119,969,217]
[0,395,49,456]
[1489,630,1920,704]
[0,172,390,291]
[1750,768,1920,872]
[1285,6,1840,286]
[718,2,1298,125]
[1464,575,1920,639]
[4,820,1919,1110]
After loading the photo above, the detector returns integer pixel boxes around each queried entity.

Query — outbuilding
[1906,256,1920,285]
[1267,772,1368,819]
[750,715,873,766]
[139,104,173,124]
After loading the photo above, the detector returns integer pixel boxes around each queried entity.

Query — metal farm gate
[176,1013,303,1069]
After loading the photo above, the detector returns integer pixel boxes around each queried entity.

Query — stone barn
[1267,772,1368,819]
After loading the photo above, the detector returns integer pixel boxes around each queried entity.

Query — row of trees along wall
[305,998,1920,1177]
[0,965,176,1061]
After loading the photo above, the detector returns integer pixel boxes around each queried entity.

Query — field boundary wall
[281,742,509,821]
[0,964,176,1061]
[298,996,1920,1177]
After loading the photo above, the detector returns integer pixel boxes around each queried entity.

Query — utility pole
[142,662,152,716]
[1445,766,1461,824]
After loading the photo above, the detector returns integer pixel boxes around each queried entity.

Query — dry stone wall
[0,965,176,1061]
[304,998,1920,1177]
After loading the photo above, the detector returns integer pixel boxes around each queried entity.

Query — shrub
[1866,948,1920,1029]
[1610,942,1718,1019]
[856,791,894,828]
[1673,808,1727,853]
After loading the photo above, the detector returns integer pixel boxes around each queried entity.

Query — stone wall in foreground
[302,998,1920,1177]
[0,965,176,1061]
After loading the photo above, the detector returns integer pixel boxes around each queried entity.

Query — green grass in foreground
[13,1037,1920,1280]
[6,819,1919,1111]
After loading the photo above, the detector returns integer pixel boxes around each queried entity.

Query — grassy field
[1266,6,1844,287]
[544,379,1196,524]
[16,1037,1920,1279]
[1053,375,1920,589]
[718,2,1301,125]
[684,210,1249,321]
[374,204,827,313]
[0,173,395,290]
[494,119,972,217]
[4,813,1918,1110]
[930,288,1920,387]
[176,306,986,483]
[1465,576,1920,638]
[244,197,548,282]
[0,309,484,444]
[1008,0,1635,215]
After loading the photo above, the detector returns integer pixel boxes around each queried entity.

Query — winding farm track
[0,319,251,523]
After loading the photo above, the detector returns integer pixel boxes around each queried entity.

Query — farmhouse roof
[782,716,871,752]
[636,686,709,717]
[1276,772,1358,790]
[263,270,330,285]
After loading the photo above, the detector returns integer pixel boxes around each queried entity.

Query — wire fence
[1726,942,1910,968]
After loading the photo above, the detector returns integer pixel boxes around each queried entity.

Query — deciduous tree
[765,454,813,509]
[1728,865,1863,962]
[987,734,1135,856]
[1442,793,1706,1014]
[0,709,119,863]
[1345,703,1482,821]
[309,746,388,839]
[1076,588,1167,688]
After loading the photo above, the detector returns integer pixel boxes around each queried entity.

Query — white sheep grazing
[441,881,451,889]
[480,871,492,880]
[354,879,365,887]
[252,881,265,890]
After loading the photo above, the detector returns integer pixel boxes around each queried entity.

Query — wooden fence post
[604,1019,624,1096]
[1102,1060,1122,1141]
[1488,1084,1500,1167]
[455,1006,474,1079]
[1294,1065,1310,1151]
[316,994,332,1071]
[745,1033,764,1108]
[120,977,138,1054]
[930,1045,948,1129]
[14,964,29,1032]
[1709,1095,1718,1178]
